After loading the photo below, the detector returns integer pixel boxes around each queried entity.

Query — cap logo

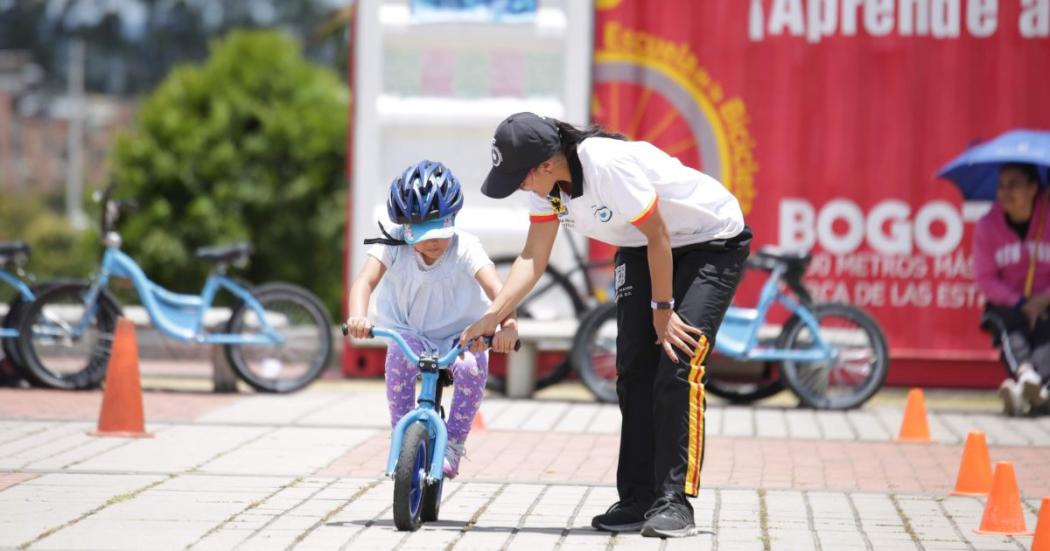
[491,138,503,167]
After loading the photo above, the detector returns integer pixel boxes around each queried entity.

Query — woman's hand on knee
[655,311,703,363]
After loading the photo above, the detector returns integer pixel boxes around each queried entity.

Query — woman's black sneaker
[640,494,696,538]
[591,499,650,532]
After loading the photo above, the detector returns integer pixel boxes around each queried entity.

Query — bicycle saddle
[195,242,253,265]
[0,241,30,265]
[748,247,812,274]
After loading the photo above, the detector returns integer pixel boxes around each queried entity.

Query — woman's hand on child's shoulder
[345,316,373,339]
[492,319,519,354]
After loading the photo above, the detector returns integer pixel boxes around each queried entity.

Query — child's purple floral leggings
[384,335,488,443]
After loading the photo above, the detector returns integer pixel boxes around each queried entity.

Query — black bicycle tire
[224,282,333,394]
[778,303,889,410]
[486,256,586,394]
[570,301,618,403]
[420,468,443,522]
[704,365,786,404]
[2,293,30,376]
[2,281,66,380]
[15,282,122,390]
[393,422,429,531]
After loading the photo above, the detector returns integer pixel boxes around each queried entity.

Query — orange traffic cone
[897,388,931,442]
[973,462,1032,536]
[1033,497,1050,551]
[471,411,486,432]
[90,317,151,438]
[951,431,993,496]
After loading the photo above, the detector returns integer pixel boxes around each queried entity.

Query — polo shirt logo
[548,195,567,215]
[594,206,612,223]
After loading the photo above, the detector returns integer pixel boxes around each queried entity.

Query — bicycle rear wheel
[778,303,889,409]
[15,282,121,390]
[224,283,332,393]
[393,422,430,531]
[487,256,586,394]
[704,358,785,404]
[570,302,618,403]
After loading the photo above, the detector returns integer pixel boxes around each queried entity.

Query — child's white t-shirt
[368,228,494,354]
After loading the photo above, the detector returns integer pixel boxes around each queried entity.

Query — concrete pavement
[0,381,1048,550]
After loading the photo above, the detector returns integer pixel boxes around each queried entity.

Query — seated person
[974,162,1050,415]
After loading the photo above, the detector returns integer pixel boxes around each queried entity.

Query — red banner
[591,0,1050,367]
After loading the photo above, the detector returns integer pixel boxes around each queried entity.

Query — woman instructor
[461,112,751,538]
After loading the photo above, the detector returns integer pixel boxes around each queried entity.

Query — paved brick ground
[0,388,240,421]
[1,382,1048,550]
[317,430,1050,497]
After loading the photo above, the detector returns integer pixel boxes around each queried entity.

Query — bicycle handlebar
[341,323,520,367]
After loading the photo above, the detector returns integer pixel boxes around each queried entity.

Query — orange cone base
[972,528,1033,536]
[88,430,153,438]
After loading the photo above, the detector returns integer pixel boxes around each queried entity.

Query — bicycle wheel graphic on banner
[591,57,756,215]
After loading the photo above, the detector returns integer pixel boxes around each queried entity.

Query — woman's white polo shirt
[527,137,744,248]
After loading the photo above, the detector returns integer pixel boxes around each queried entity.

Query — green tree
[110,30,348,317]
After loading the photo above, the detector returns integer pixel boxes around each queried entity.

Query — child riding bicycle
[344,160,517,478]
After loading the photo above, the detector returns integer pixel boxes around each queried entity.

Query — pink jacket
[973,192,1050,307]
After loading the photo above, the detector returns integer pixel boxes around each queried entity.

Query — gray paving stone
[70,425,269,473]
[0,473,163,548]
[197,393,345,425]
[197,427,374,476]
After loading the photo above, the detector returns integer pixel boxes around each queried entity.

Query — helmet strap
[363,221,408,246]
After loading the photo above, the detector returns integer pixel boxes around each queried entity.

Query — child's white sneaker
[1018,368,1048,408]
[998,378,1023,417]
[443,440,466,479]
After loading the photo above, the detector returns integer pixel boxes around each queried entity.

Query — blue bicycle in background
[572,248,889,410]
[15,184,333,392]
[341,324,516,531]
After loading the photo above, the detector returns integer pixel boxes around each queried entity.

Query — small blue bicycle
[341,323,516,531]
[15,184,333,392]
[572,248,889,410]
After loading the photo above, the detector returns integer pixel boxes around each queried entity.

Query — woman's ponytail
[553,120,626,153]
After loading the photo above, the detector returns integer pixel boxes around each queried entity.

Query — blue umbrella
[938,129,1050,200]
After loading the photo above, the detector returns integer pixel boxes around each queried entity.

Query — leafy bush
[110,30,348,317]
[0,194,98,288]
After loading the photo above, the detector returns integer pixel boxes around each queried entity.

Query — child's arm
[475,264,518,354]
[345,256,387,339]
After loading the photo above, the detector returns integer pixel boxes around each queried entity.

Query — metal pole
[65,38,86,230]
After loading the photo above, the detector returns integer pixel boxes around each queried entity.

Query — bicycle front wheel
[393,422,430,531]
[224,283,333,393]
[15,282,121,390]
[487,256,586,394]
[570,302,619,403]
[778,303,889,409]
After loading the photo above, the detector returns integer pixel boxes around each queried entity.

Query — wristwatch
[650,299,675,310]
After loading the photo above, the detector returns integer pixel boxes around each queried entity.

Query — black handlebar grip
[341,323,376,339]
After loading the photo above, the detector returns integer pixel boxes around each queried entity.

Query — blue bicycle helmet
[386,160,464,224]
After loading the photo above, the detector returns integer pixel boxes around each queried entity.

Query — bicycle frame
[377,328,462,485]
[75,246,282,346]
[0,269,34,339]
[716,264,836,363]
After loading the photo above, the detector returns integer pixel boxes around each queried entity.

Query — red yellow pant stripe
[685,334,709,496]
